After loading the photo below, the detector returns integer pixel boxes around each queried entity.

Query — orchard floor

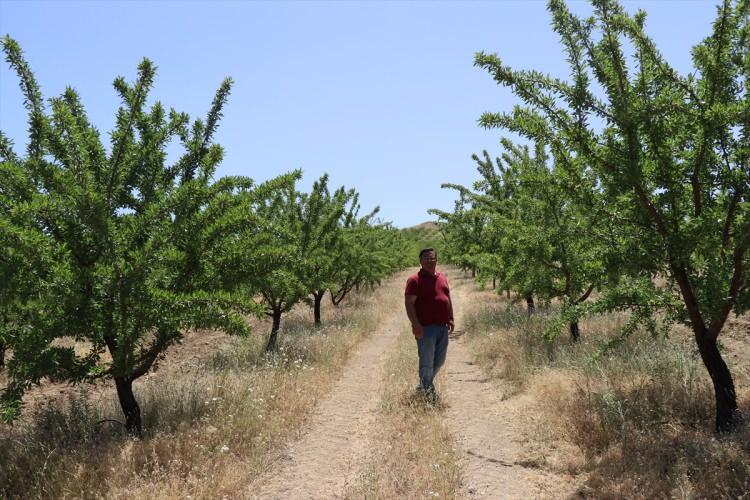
[247,268,581,499]
[7,267,747,498]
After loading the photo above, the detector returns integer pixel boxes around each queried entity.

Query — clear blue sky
[0,0,717,228]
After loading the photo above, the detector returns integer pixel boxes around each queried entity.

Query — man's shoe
[425,388,439,405]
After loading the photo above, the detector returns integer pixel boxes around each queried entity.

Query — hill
[399,221,443,259]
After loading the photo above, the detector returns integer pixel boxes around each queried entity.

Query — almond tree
[475,0,749,431]
[490,140,606,339]
[433,152,538,311]
[250,175,308,351]
[457,152,508,292]
[0,38,255,435]
[296,175,355,325]
[328,205,401,306]
[438,140,609,333]
[328,195,373,306]
[429,201,486,278]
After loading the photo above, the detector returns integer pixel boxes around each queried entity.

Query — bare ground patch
[344,311,462,499]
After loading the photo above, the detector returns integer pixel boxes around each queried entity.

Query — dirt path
[443,271,578,499]
[249,286,405,499]
[248,267,580,499]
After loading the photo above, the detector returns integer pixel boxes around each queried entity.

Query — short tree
[328,202,392,306]
[296,175,354,324]
[0,38,253,435]
[429,201,486,278]
[243,173,308,351]
[478,140,606,338]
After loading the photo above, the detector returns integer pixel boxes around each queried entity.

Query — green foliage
[428,202,486,277]
[329,206,404,306]
[0,37,409,434]
[474,0,749,337]
[0,37,257,432]
[468,0,749,430]
[209,170,406,350]
[434,139,618,343]
[296,175,356,322]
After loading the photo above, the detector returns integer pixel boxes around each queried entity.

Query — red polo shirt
[405,269,452,326]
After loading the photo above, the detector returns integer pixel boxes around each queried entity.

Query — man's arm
[447,295,455,333]
[404,295,424,339]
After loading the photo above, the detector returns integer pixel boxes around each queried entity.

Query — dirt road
[249,277,405,499]
[249,268,576,499]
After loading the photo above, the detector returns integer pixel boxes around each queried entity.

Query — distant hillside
[408,221,439,232]
[399,221,443,259]
[401,221,441,239]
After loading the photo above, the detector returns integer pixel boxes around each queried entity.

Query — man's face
[420,251,437,274]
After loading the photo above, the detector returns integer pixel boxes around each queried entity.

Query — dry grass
[345,324,462,499]
[0,283,389,499]
[461,285,750,499]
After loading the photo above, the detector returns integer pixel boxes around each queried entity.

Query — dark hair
[419,248,436,260]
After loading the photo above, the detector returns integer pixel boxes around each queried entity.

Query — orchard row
[0,37,414,436]
[434,0,749,434]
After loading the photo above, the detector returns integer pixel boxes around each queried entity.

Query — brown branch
[691,2,732,217]
[691,147,705,217]
[632,184,670,237]
[563,269,572,297]
[670,264,707,339]
[576,283,596,304]
[708,244,746,340]
[722,189,742,247]
[131,333,174,380]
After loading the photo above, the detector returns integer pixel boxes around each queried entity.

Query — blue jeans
[416,324,449,393]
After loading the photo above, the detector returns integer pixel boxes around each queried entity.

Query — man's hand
[448,319,455,333]
[405,295,423,339]
[412,323,424,339]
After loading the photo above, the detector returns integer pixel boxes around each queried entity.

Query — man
[404,248,454,403]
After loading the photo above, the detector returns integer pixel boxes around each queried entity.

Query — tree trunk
[671,264,741,432]
[331,292,345,306]
[313,291,324,325]
[331,288,350,306]
[114,377,142,437]
[265,308,282,352]
[492,277,496,289]
[471,267,476,278]
[696,332,740,433]
[525,294,535,316]
[569,322,580,342]
[506,288,511,299]
[1,311,6,368]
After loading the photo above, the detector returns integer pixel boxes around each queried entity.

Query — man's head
[419,248,437,274]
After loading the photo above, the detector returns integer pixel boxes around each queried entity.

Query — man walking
[404,248,454,403]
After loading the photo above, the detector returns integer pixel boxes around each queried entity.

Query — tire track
[443,271,578,499]
[249,276,407,499]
